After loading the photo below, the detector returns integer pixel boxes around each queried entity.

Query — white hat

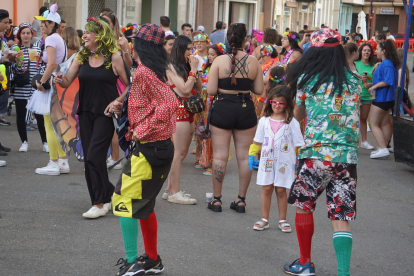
[34,4,61,25]
[197,25,205,32]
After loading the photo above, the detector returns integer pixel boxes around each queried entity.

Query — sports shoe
[114,258,134,276]
[123,258,146,276]
[82,206,107,218]
[58,158,70,173]
[137,254,164,274]
[388,147,394,153]
[283,258,315,275]
[107,158,123,170]
[43,142,49,153]
[19,141,28,152]
[370,148,390,159]
[0,117,10,126]
[0,151,7,156]
[0,143,11,152]
[0,160,6,167]
[360,141,374,150]
[161,189,170,200]
[36,160,60,176]
[104,202,112,213]
[167,191,197,205]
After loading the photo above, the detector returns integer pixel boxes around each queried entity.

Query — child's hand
[248,155,255,171]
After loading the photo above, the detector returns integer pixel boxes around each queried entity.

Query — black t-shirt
[354,33,363,41]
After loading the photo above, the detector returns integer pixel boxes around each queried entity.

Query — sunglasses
[193,40,206,45]
[270,100,286,107]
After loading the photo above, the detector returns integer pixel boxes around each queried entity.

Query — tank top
[77,60,119,115]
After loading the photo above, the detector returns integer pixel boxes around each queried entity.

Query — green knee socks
[333,231,353,276]
[120,217,138,263]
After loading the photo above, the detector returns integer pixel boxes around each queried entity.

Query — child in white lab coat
[248,85,305,232]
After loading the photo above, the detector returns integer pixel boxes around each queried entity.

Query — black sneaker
[114,258,133,276]
[137,254,164,275]
[0,118,10,126]
[0,143,11,152]
[0,151,7,156]
[124,258,145,276]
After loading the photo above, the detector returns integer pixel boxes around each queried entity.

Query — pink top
[43,33,66,65]
[270,118,284,134]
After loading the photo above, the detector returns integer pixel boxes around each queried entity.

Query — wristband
[189,71,198,79]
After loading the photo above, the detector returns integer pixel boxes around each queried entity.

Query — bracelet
[189,71,198,79]
[258,97,266,103]
[188,76,196,83]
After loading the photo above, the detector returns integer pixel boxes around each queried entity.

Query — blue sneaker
[283,258,315,275]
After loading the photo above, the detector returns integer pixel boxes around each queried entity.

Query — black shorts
[372,100,395,111]
[210,93,257,130]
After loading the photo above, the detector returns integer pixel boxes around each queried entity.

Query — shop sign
[126,0,136,18]
[380,7,394,14]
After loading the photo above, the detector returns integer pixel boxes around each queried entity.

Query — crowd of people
[0,3,411,276]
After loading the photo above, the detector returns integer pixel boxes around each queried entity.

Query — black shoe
[0,151,7,156]
[114,258,134,276]
[0,143,11,152]
[137,254,164,275]
[230,195,246,213]
[0,118,10,126]
[207,195,222,212]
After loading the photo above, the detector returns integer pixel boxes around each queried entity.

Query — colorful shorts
[288,159,357,221]
[176,97,194,123]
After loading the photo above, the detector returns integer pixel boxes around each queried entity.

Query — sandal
[253,218,269,231]
[278,220,292,233]
[195,160,203,169]
[207,196,222,212]
[203,168,213,176]
[191,149,196,154]
[230,195,246,213]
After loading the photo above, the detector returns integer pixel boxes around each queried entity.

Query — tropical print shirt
[296,71,362,164]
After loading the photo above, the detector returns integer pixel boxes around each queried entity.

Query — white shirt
[387,35,396,41]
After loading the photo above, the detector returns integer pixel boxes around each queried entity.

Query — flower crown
[193,34,210,44]
[87,17,103,30]
[122,24,139,33]
[262,45,274,56]
[216,43,226,54]
[283,32,300,44]
[269,74,286,83]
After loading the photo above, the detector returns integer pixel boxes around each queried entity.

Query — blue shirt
[209,31,230,50]
[372,59,398,102]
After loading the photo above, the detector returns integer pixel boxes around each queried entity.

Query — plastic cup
[206,192,213,203]
[28,49,38,61]
[370,89,376,100]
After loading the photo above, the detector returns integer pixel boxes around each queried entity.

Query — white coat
[253,117,305,188]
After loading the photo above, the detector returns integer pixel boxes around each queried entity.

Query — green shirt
[296,71,362,164]
[354,60,375,101]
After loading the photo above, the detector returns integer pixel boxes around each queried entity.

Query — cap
[18,23,34,32]
[34,4,61,25]
[197,25,205,32]
[130,23,164,45]
[0,9,9,21]
[311,28,341,47]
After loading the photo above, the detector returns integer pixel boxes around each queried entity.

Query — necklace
[281,49,294,65]
[262,57,278,76]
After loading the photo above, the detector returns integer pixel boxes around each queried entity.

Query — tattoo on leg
[214,162,225,184]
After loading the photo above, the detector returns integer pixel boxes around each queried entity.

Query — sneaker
[107,158,123,170]
[283,258,315,275]
[388,147,394,153]
[43,142,49,153]
[0,151,7,156]
[161,189,170,200]
[0,160,6,167]
[167,191,197,205]
[370,148,390,159]
[137,254,164,275]
[35,160,61,176]
[19,141,28,152]
[114,258,134,276]
[123,258,146,276]
[360,141,374,150]
[104,202,112,213]
[0,143,11,152]
[82,206,107,218]
[58,158,70,173]
[0,117,10,126]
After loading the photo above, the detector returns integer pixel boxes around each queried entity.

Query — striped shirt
[10,41,42,100]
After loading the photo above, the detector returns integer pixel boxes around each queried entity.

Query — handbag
[14,61,31,87]
[171,76,205,114]
[196,95,216,140]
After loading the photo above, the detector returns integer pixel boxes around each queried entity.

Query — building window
[88,0,117,17]
[218,0,225,22]
[229,2,255,32]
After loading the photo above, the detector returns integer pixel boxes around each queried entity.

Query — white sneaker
[35,160,60,175]
[82,206,107,218]
[388,147,394,153]
[19,141,28,152]
[43,142,49,153]
[360,141,374,150]
[167,191,197,205]
[0,160,6,167]
[103,202,112,213]
[370,148,390,159]
[162,189,170,200]
[58,158,70,173]
[367,125,371,132]
[107,158,122,170]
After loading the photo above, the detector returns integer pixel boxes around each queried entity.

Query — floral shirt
[127,64,179,142]
[296,71,362,164]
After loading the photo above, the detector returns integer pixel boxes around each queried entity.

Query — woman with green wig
[53,17,130,219]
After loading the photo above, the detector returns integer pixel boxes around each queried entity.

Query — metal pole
[395,0,413,119]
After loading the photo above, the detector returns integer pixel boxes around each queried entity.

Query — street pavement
[1,56,414,276]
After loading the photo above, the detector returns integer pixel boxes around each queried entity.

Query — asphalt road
[1,55,414,276]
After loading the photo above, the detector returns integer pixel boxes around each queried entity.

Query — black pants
[15,99,47,143]
[79,111,115,205]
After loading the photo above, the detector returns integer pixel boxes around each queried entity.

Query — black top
[218,54,252,91]
[77,61,119,115]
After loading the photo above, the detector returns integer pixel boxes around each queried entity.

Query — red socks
[295,212,314,265]
[140,211,158,261]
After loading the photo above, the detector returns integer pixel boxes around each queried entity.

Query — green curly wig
[76,18,119,69]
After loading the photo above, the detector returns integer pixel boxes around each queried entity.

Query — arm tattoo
[214,162,225,184]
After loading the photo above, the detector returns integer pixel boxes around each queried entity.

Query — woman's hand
[132,131,140,142]
[371,62,381,75]
[368,85,375,95]
[189,56,199,72]
[361,74,367,83]
[36,80,46,91]
[104,99,123,117]
[363,83,372,89]
[53,73,63,84]
[117,37,130,53]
